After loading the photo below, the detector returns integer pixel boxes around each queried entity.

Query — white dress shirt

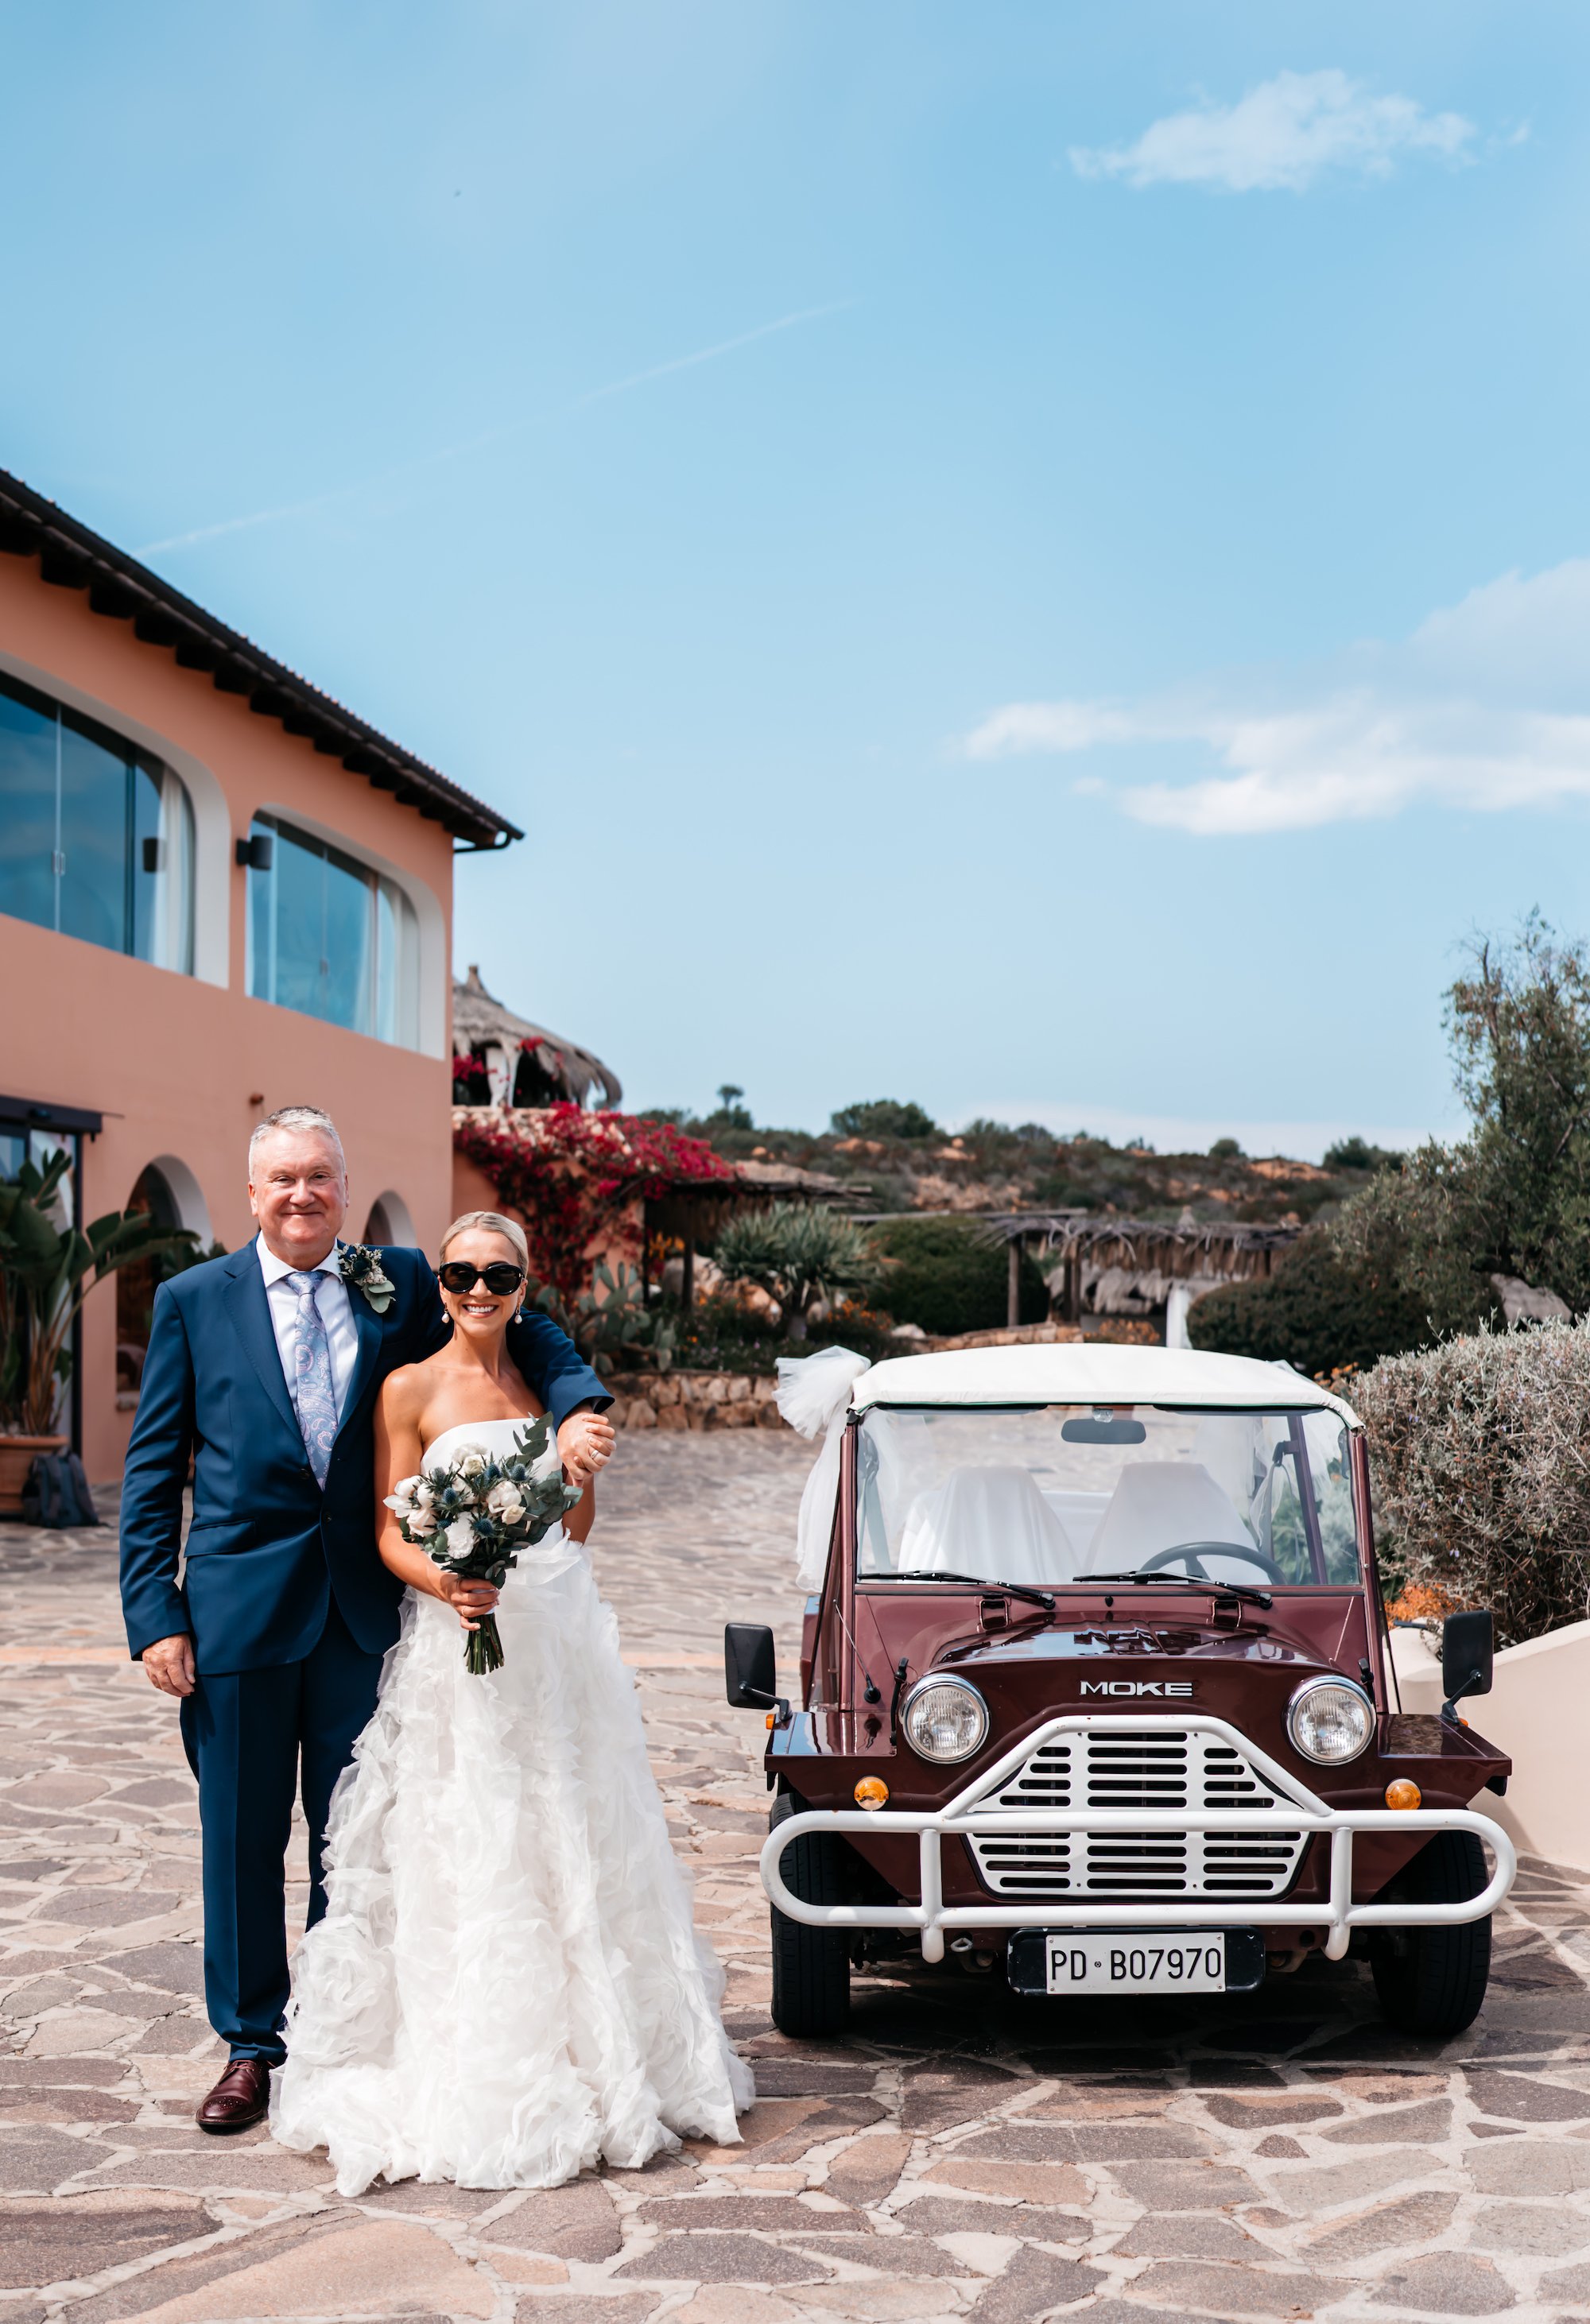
[256,1234,360,1421]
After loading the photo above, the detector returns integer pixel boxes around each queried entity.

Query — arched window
[245,814,420,1048]
[0,671,195,972]
[363,1191,414,1249]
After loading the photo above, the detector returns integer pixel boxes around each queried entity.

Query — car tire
[1370,1829,1491,2037]
[769,1788,851,2039]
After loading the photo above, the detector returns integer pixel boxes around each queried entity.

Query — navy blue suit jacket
[118,1241,608,1674]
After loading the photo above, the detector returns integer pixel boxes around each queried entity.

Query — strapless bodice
[420,1416,558,1478]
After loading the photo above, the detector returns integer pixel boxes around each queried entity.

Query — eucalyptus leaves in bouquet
[384,1414,581,1674]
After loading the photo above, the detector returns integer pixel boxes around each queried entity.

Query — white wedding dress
[270,1419,753,2195]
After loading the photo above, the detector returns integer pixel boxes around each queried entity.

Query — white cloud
[960,701,1138,755]
[1070,68,1475,193]
[963,560,1590,835]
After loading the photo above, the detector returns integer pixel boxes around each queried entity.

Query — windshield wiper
[888,1569,1056,1611]
[1085,1571,1273,1609]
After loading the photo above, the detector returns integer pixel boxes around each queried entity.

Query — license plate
[1045,1933,1226,1994]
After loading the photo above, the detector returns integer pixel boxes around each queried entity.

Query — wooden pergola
[854,1208,1301,1328]
[997,1211,1300,1327]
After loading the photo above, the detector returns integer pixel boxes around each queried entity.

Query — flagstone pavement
[2,1431,1590,2324]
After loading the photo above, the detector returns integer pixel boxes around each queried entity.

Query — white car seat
[1084,1459,1258,1578]
[898,1465,1079,1586]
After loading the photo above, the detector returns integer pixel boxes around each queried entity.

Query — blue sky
[6,2,1588,1155]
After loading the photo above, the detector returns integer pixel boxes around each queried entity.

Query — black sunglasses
[438,1261,526,1296]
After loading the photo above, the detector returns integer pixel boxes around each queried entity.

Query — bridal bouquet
[385,1416,582,1675]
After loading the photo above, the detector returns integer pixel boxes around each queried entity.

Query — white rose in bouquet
[392,1415,583,1675]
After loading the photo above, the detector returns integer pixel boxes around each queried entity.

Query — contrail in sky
[135,299,859,557]
[569,300,859,409]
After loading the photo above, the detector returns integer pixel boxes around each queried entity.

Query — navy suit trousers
[180,1598,382,2061]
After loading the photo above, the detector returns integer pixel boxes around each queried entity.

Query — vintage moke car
[726,1343,1514,2041]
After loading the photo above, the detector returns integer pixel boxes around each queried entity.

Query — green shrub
[1322,1135,1404,1174]
[1187,1227,1436,1378]
[1190,1160,1492,1378]
[830,1099,940,1141]
[672,1291,899,1373]
[872,1217,1049,1338]
[1352,1319,1590,1646]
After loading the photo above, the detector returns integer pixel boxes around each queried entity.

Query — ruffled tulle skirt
[270,1533,753,2194]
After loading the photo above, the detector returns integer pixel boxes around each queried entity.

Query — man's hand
[142,1634,196,1698]
[557,1407,616,1489]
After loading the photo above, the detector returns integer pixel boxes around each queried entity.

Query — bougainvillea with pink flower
[452,1104,734,1307]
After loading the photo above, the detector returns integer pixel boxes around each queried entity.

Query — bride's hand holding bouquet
[385,1414,581,1674]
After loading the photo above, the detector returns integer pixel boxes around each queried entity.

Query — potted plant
[0,1152,195,1513]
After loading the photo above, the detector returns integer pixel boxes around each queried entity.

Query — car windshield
[856,1404,1358,1589]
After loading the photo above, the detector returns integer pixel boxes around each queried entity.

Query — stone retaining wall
[605,1369,786,1431]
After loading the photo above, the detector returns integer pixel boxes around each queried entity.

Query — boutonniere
[338,1242,397,1315]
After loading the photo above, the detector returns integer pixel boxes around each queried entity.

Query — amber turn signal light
[1384,1779,1422,1811]
[854,1777,890,1811]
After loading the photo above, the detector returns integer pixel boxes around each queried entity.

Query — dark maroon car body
[737,1347,1514,2036]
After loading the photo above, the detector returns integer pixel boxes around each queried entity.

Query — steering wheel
[1134,1540,1288,1585]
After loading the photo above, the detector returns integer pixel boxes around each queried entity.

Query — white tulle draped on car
[775,1345,871,1590]
[270,1420,752,2196]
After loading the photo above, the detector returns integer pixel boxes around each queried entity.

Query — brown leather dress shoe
[196,2055,273,2133]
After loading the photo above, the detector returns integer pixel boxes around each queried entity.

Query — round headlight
[902,1676,990,1764]
[1287,1676,1375,1765]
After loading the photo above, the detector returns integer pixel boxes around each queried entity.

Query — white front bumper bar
[760,1715,1515,1965]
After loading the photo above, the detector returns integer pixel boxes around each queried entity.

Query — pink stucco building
[0,469,519,1482]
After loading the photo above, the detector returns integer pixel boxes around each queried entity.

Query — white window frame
[0,647,219,984]
[244,803,444,1057]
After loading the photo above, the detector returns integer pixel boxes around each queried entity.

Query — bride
[270,1210,753,2194]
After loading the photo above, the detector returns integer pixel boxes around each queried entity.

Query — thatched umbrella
[452,966,622,1109]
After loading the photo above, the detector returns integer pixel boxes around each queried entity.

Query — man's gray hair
[248,1106,346,1173]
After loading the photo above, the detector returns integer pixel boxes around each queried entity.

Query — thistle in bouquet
[385,1414,583,1674]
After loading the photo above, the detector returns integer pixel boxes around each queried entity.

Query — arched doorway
[117,1166,176,1401]
[363,1191,415,1249]
[116,1158,213,1403]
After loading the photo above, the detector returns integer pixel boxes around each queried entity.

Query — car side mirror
[725,1622,781,1714]
[1441,1608,1493,1722]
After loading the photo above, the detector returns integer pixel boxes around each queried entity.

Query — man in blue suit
[118,1106,612,2132]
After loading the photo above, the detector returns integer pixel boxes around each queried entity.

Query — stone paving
[2,1433,1590,2323]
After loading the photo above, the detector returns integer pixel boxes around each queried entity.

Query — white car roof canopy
[850,1343,1360,1429]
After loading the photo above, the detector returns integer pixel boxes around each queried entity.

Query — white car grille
[966,1725,1309,1901]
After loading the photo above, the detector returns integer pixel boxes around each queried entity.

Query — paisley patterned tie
[286,1270,339,1486]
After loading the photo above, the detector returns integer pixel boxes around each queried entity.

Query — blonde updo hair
[439,1209,531,1276]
